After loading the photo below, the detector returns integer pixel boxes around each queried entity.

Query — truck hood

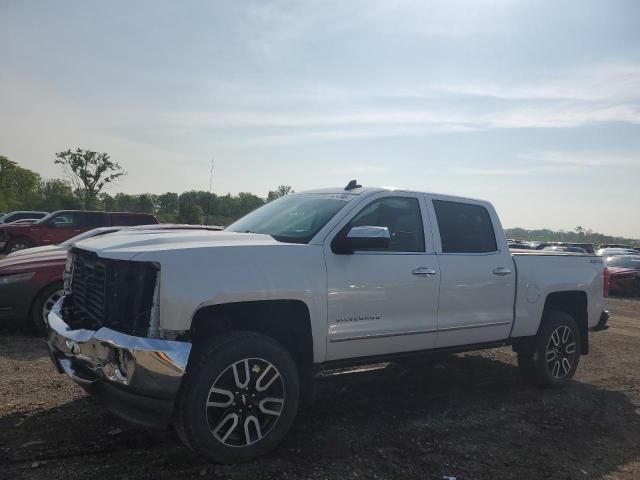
[74,230,284,260]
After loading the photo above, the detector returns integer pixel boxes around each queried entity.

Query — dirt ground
[0,298,639,480]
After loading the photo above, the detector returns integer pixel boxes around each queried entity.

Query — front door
[40,212,82,245]
[324,193,440,361]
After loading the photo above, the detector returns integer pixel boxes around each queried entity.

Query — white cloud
[519,151,640,168]
[432,64,640,103]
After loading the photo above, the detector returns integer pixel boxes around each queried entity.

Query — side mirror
[333,226,390,254]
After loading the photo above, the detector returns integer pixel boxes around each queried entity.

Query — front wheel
[7,237,34,253]
[176,331,300,464]
[518,310,582,388]
[31,282,64,336]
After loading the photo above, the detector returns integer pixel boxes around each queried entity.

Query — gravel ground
[0,298,639,480]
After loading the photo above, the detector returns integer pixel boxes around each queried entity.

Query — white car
[596,247,640,257]
[46,183,609,463]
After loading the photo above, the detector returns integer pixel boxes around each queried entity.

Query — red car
[0,224,223,334]
[0,210,158,254]
[605,255,640,297]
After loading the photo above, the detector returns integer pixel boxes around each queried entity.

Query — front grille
[71,252,107,327]
[64,248,158,336]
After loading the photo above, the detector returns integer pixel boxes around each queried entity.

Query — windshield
[226,193,356,243]
[606,256,640,268]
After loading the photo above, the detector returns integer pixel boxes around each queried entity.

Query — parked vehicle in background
[0,210,159,253]
[508,239,534,249]
[604,255,640,297]
[46,183,609,463]
[555,242,595,254]
[543,246,588,254]
[600,244,636,250]
[0,211,49,250]
[0,211,48,224]
[0,224,223,334]
[597,247,640,257]
[8,219,39,225]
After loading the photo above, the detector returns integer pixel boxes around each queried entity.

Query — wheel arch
[541,290,589,354]
[188,300,315,393]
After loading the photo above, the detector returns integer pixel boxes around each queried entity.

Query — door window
[51,213,76,227]
[433,200,497,253]
[348,196,425,252]
[75,213,106,228]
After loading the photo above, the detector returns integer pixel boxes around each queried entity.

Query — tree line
[1,151,293,226]
[1,149,638,243]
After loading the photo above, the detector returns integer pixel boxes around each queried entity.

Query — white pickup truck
[46,182,610,463]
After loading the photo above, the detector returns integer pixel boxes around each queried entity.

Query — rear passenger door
[426,196,516,348]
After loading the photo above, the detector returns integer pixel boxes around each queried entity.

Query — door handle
[412,267,437,276]
[493,267,512,276]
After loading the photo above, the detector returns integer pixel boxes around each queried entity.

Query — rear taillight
[603,267,610,298]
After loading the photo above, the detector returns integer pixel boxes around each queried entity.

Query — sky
[1,0,639,237]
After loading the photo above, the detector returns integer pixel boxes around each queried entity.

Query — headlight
[0,272,35,285]
[64,253,75,293]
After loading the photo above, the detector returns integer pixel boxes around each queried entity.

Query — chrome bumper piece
[592,310,610,332]
[47,298,192,403]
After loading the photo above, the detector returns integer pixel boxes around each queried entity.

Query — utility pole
[205,158,214,226]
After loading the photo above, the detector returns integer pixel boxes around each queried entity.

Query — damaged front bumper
[46,298,192,428]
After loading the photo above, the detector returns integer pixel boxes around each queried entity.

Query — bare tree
[54,149,126,209]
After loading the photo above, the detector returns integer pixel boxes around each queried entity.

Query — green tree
[157,192,178,222]
[54,148,126,209]
[136,194,156,213]
[99,193,117,211]
[267,185,294,202]
[0,155,41,211]
[38,179,82,211]
[178,191,204,224]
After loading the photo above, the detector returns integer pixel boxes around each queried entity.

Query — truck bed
[510,252,606,338]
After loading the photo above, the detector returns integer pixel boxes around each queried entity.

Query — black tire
[31,282,64,336]
[517,310,582,388]
[7,237,35,253]
[176,331,300,464]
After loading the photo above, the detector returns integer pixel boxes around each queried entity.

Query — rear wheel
[177,331,300,463]
[31,282,64,336]
[518,310,582,388]
[7,237,34,253]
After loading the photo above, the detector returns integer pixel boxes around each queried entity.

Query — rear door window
[75,212,107,228]
[433,200,498,253]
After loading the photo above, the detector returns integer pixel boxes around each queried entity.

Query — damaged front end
[47,248,191,428]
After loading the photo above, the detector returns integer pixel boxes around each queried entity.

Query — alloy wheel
[41,289,64,324]
[545,325,577,378]
[10,242,29,252]
[205,358,285,447]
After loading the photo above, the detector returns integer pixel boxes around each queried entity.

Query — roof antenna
[345,179,361,191]
[205,158,214,226]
